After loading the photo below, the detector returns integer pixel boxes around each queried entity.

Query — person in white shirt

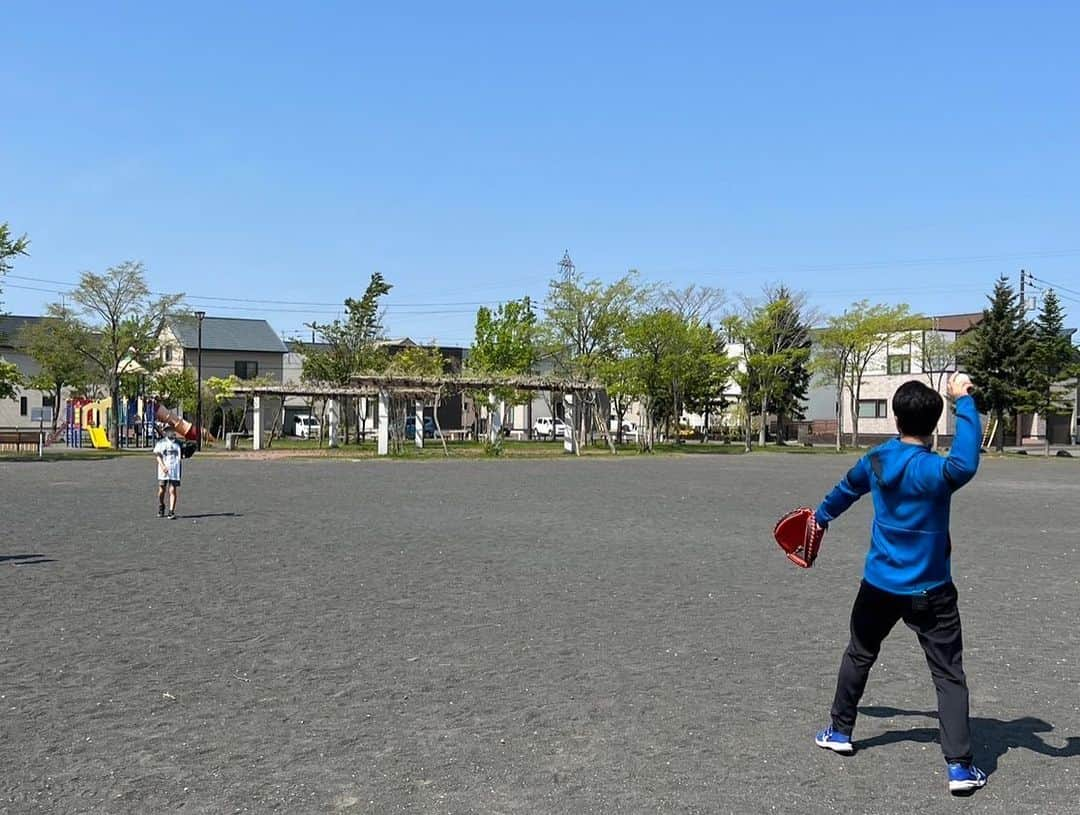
[153,428,183,519]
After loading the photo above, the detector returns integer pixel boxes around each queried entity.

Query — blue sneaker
[947,762,987,795]
[815,725,854,754]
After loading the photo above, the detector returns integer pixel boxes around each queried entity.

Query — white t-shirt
[154,438,183,482]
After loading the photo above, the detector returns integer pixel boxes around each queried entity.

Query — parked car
[294,414,321,439]
[533,416,567,439]
[405,415,439,439]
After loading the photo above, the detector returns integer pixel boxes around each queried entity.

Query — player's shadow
[181,512,243,519]
[858,705,1080,774]
[0,554,54,565]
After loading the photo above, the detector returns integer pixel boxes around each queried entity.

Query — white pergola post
[414,399,424,449]
[563,392,578,455]
[253,394,263,451]
[487,391,501,444]
[327,397,339,448]
[378,388,390,456]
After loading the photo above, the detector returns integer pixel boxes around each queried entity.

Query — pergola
[232,372,607,456]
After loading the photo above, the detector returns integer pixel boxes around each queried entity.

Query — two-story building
[804,313,982,446]
[159,316,287,384]
[0,315,71,429]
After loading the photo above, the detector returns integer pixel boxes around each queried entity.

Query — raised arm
[939,393,980,490]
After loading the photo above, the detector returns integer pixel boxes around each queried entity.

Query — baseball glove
[773,506,825,568]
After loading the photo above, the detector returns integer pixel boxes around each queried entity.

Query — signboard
[31,406,54,424]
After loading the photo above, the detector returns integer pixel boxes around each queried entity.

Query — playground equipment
[87,427,111,449]
[65,396,161,449]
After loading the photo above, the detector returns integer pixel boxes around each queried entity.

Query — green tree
[817,301,923,448]
[57,261,184,443]
[957,276,1032,452]
[0,359,20,401]
[624,310,733,449]
[914,325,957,449]
[731,288,814,447]
[1021,289,1075,456]
[542,268,646,445]
[20,309,94,430]
[153,367,199,415]
[300,272,393,443]
[469,297,538,436]
[0,221,30,294]
[0,222,31,399]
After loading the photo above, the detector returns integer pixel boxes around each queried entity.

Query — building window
[164,346,174,362]
[20,396,28,416]
[42,394,55,408]
[857,399,887,419]
[887,354,911,375]
[235,361,259,379]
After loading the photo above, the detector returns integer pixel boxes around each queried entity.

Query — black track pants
[830,579,973,763]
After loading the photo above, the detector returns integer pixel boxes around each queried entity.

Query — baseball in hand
[950,373,974,397]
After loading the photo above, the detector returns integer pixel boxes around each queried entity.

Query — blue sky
[3,2,1078,345]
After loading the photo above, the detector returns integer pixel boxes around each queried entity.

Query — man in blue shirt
[812,375,987,795]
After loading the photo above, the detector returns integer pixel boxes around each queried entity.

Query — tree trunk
[850,384,861,448]
[995,409,1005,453]
[53,383,62,433]
[110,385,121,444]
[834,381,843,452]
[758,391,768,447]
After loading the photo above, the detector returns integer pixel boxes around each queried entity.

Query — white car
[533,416,567,439]
[294,414,321,439]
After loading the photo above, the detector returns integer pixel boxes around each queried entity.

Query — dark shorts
[158,479,181,487]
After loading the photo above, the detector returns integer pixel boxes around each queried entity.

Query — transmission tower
[558,250,575,281]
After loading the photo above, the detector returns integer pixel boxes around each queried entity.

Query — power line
[1025,273,1080,300]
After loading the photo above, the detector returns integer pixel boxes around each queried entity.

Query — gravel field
[1,452,1077,814]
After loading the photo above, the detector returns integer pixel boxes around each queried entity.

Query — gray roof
[0,315,49,348]
[169,316,287,354]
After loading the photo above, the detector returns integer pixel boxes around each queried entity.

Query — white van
[294,414,321,439]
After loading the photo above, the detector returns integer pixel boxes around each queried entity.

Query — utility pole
[1016,270,1026,446]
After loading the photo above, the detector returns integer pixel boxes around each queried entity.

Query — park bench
[0,428,39,452]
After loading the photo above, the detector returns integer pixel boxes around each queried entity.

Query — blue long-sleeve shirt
[815,395,981,594]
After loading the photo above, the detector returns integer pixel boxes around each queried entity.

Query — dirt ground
[1,452,1078,814]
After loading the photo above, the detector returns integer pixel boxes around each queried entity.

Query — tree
[957,276,1032,453]
[734,288,814,447]
[300,272,393,443]
[153,367,198,415]
[469,297,538,437]
[57,262,184,444]
[914,325,957,449]
[542,269,646,446]
[624,310,733,450]
[0,222,30,293]
[0,222,31,400]
[20,309,94,430]
[659,284,726,325]
[1022,289,1076,456]
[0,360,20,401]
[818,301,923,448]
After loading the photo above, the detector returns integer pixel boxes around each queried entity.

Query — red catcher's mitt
[773,506,825,568]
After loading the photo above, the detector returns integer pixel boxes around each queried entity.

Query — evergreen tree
[957,275,1032,452]
[1023,289,1075,455]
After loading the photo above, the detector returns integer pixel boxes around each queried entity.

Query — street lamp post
[194,311,205,450]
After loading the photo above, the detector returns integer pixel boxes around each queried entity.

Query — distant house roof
[929,312,983,332]
[168,316,287,354]
[0,315,49,349]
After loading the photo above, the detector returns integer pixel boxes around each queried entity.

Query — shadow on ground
[858,705,1080,774]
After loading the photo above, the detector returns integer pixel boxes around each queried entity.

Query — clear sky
[3,2,1078,346]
